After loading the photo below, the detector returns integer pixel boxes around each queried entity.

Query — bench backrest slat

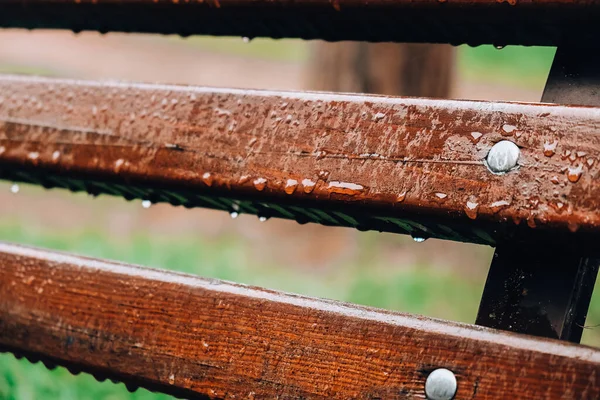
[1,75,600,247]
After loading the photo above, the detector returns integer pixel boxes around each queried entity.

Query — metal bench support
[476,241,599,343]
[477,47,600,342]
[542,46,600,107]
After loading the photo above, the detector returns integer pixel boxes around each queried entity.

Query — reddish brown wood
[0,242,599,399]
[2,75,600,246]
[1,0,599,46]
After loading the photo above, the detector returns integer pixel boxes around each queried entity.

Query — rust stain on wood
[1,75,600,246]
[0,242,599,399]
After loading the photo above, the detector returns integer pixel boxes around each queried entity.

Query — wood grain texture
[1,242,599,399]
[1,0,599,46]
[2,75,600,246]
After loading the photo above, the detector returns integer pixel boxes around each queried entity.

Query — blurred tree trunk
[306,42,455,97]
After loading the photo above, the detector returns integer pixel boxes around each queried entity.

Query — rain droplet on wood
[284,179,298,195]
[543,140,558,157]
[253,178,267,191]
[567,165,583,183]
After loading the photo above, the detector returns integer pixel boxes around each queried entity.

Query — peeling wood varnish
[1,75,600,246]
[0,242,599,399]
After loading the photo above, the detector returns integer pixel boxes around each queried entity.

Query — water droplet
[242,37,250,43]
[317,170,330,181]
[141,200,152,208]
[168,374,175,385]
[114,159,125,173]
[284,179,298,194]
[568,221,580,233]
[550,201,565,213]
[10,183,19,194]
[230,211,239,219]
[412,236,427,243]
[315,150,327,160]
[258,216,268,222]
[550,175,560,184]
[470,132,483,143]
[502,124,517,134]
[0,146,5,155]
[569,152,577,162]
[302,179,316,193]
[239,175,251,184]
[577,151,587,158]
[328,181,364,195]
[567,165,583,183]
[396,191,407,203]
[202,172,214,187]
[28,152,40,161]
[495,44,506,50]
[490,199,511,213]
[543,140,557,157]
[464,201,479,220]
[587,158,595,167]
[253,178,267,191]
[435,192,448,200]
[372,112,386,121]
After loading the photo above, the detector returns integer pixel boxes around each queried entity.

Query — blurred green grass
[457,45,555,88]
[0,36,556,89]
[171,37,556,88]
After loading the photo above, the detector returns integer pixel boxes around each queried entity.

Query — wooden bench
[1,1,600,399]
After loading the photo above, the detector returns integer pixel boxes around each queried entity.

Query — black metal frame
[476,48,600,343]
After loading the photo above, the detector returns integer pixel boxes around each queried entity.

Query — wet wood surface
[1,0,599,46]
[1,242,599,399]
[2,75,600,246]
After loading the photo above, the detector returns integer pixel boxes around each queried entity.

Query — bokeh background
[0,30,598,399]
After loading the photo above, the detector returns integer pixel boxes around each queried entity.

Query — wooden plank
[1,0,599,46]
[1,242,599,399]
[2,75,600,246]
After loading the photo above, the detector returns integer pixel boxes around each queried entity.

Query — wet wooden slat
[2,75,600,246]
[1,0,599,46]
[0,242,599,399]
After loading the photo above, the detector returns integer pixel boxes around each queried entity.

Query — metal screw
[425,368,457,400]
[486,140,520,174]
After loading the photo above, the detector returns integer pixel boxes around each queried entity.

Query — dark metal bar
[542,46,600,106]
[476,241,599,343]
[477,51,600,342]
[1,0,599,46]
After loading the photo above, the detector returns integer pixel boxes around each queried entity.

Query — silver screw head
[425,368,457,400]
[486,140,520,174]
